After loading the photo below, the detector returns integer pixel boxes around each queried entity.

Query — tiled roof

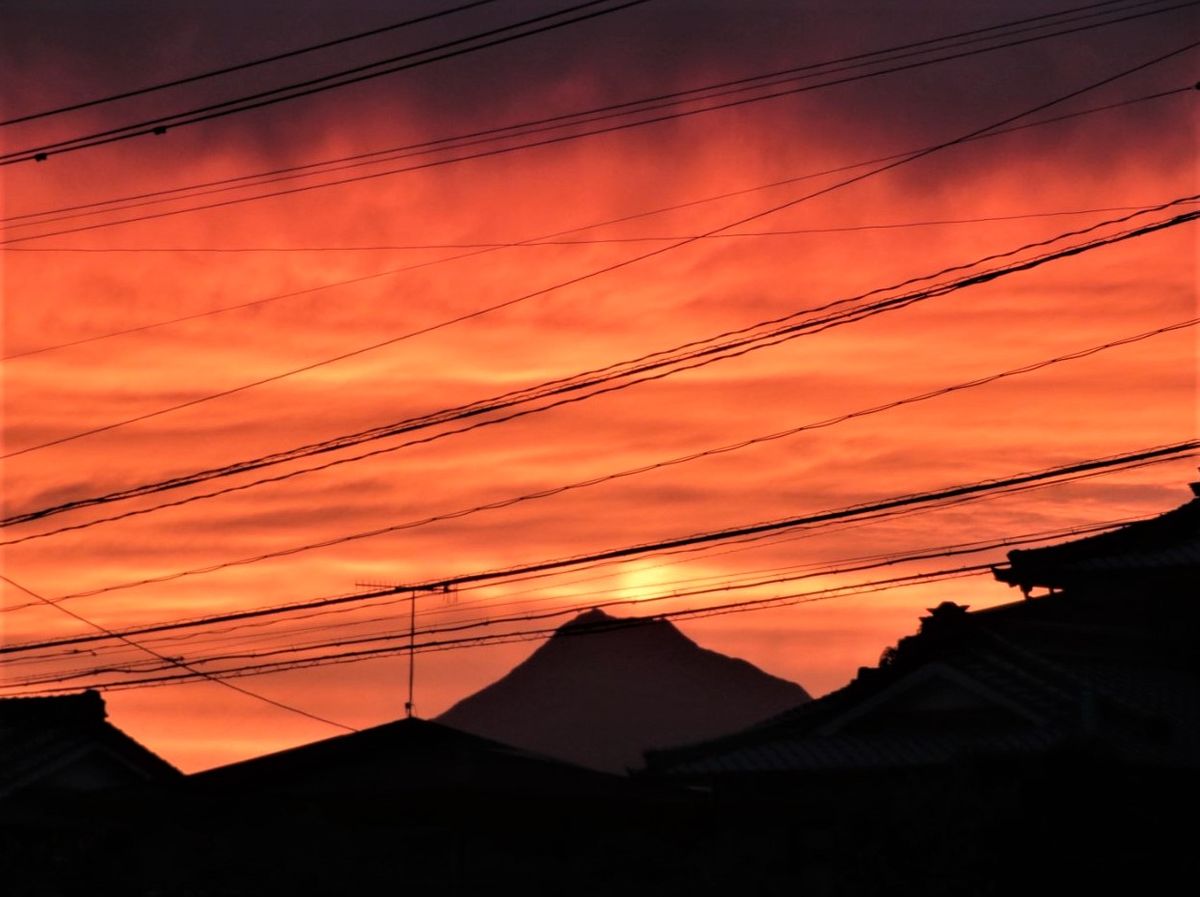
[190,716,628,797]
[645,596,1195,777]
[995,491,1200,590]
[0,690,180,798]
[0,690,106,725]
[663,729,1063,775]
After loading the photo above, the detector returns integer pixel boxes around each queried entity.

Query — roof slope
[0,691,180,798]
[189,715,624,798]
[646,595,1197,778]
[995,485,1200,591]
[438,608,810,772]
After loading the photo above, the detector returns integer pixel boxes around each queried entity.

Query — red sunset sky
[1,0,1196,772]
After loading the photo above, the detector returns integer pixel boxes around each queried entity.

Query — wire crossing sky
[0,0,655,165]
[5,31,1194,463]
[5,0,1187,224]
[0,0,505,127]
[2,0,1195,772]
[3,443,1189,696]
[4,198,1194,533]
[0,573,357,731]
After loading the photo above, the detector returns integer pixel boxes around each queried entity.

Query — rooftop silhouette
[0,690,179,800]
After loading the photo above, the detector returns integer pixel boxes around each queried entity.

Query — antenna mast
[405,590,416,718]
[352,582,458,721]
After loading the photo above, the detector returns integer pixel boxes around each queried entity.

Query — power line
[0,470,1052,621]
[330,442,1200,595]
[0,466,1148,689]
[3,441,1191,659]
[2,0,1179,226]
[388,512,1141,625]
[24,436,1185,694]
[0,0,653,165]
[0,1,504,127]
[24,315,1194,603]
[0,557,989,678]
[1,565,992,696]
[0,568,993,695]
[1,0,1144,204]
[5,84,1189,364]
[5,455,1171,678]
[430,472,1157,604]
[0,0,1155,170]
[6,200,1191,255]
[0,561,1001,686]
[0,466,1102,629]
[5,7,1194,235]
[4,200,1194,539]
[3,515,1145,678]
[5,0,1190,229]
[0,573,355,732]
[5,36,1193,464]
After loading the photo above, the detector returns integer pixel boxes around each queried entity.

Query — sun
[615,559,683,605]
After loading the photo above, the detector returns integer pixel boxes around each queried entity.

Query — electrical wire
[1,514,1144,677]
[4,85,1189,366]
[4,0,1191,220]
[0,573,355,731]
[24,315,1194,603]
[0,0,653,165]
[4,199,1195,539]
[4,34,1193,465]
[2,441,1189,659]
[0,565,1026,695]
[0,1,504,127]
[0,562,1002,685]
[6,198,1190,254]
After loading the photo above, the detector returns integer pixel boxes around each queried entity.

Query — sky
[1,0,1196,772]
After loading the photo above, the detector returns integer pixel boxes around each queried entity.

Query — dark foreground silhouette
[3,752,1196,896]
[3,485,1197,894]
[440,607,810,771]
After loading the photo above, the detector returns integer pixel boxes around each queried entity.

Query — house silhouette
[0,690,179,800]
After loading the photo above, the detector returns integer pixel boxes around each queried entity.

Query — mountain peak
[559,606,619,629]
[556,606,666,635]
[439,609,810,772]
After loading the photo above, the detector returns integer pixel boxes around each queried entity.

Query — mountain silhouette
[438,608,810,772]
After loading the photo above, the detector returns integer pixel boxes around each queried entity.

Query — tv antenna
[405,589,417,718]
[359,581,454,720]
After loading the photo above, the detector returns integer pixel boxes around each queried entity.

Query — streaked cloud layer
[2,0,1196,771]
